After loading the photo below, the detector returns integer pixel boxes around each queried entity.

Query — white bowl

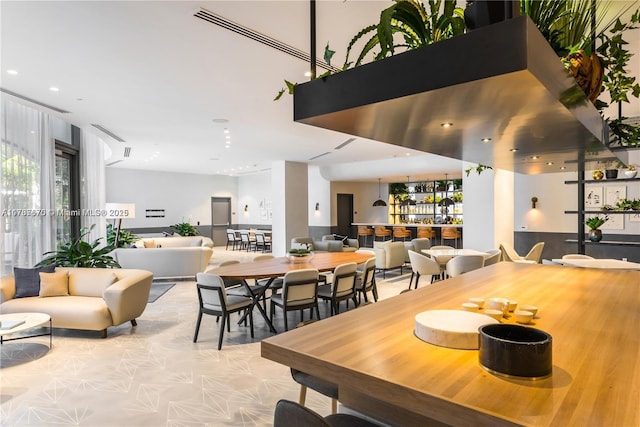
[519,305,538,316]
[484,309,504,321]
[488,298,510,314]
[514,310,534,324]
[461,302,479,312]
[468,298,485,308]
[508,301,518,312]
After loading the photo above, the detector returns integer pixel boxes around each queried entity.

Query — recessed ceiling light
[405,153,411,156]
[481,137,492,142]
[510,148,519,152]
[440,122,453,128]
[223,129,229,133]
[212,118,229,123]
[225,145,230,149]
[7,69,18,75]
[49,87,59,92]
[560,166,566,170]
[532,155,539,160]
[546,162,554,165]
[225,135,230,139]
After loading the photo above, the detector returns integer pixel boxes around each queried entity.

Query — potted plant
[171,221,200,236]
[106,223,139,248]
[622,164,637,179]
[287,243,314,263]
[585,215,609,242]
[36,225,120,268]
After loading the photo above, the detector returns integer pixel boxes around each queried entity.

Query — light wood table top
[551,258,640,270]
[422,248,488,257]
[261,263,640,427]
[207,251,375,280]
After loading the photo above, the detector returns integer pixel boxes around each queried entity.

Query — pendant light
[401,176,416,206]
[372,178,387,207]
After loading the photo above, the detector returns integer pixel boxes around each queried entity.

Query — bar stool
[393,226,412,241]
[357,225,374,247]
[374,226,392,241]
[441,227,461,248]
[417,226,436,242]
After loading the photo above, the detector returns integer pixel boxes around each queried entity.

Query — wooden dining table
[206,251,375,333]
[261,262,640,426]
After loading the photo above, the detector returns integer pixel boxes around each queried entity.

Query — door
[210,197,231,247]
[336,193,354,238]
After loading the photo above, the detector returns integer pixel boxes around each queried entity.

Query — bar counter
[261,263,640,426]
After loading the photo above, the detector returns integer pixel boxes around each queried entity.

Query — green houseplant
[37,225,120,268]
[585,215,608,242]
[106,223,139,248]
[171,221,200,236]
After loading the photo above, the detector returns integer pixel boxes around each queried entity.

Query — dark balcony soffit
[294,16,621,174]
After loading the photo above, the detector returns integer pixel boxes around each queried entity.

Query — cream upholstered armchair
[373,241,406,278]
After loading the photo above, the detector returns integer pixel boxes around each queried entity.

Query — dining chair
[225,258,270,312]
[317,262,358,315]
[407,250,441,289]
[445,255,485,277]
[523,242,545,263]
[270,269,320,331]
[273,400,379,427]
[226,229,241,250]
[562,254,594,260]
[500,242,545,263]
[255,232,272,253]
[193,273,254,350]
[239,230,256,252]
[428,245,455,279]
[483,249,502,266]
[355,256,378,303]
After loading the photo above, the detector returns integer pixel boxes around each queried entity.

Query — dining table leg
[237,277,278,333]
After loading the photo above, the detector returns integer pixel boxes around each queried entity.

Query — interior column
[271,161,309,256]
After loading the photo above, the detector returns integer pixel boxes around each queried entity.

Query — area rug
[147,282,175,303]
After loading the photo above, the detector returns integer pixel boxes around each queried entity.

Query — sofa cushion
[68,269,117,297]
[39,271,70,297]
[13,265,56,298]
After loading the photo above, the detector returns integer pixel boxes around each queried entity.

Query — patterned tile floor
[1,249,412,427]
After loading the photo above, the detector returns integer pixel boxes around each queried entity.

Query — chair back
[483,249,502,266]
[331,262,358,298]
[499,243,522,262]
[408,250,440,276]
[417,227,436,239]
[227,230,237,241]
[274,400,329,427]
[524,242,545,263]
[562,254,594,260]
[358,257,376,292]
[374,226,391,237]
[240,231,251,244]
[282,269,319,305]
[446,255,485,277]
[196,272,226,308]
[411,238,431,252]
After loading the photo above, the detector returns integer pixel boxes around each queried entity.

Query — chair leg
[414,273,421,289]
[249,308,254,338]
[218,314,226,350]
[408,272,415,289]
[193,312,203,342]
[315,304,321,321]
[299,385,308,406]
[284,310,289,331]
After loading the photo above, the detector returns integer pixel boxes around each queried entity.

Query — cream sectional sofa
[0,267,153,338]
[133,235,214,248]
[111,242,213,278]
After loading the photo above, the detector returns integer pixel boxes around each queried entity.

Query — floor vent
[91,124,126,142]
[0,88,70,113]
[193,8,339,73]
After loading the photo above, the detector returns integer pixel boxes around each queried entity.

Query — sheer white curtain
[1,96,56,273]
[80,130,107,245]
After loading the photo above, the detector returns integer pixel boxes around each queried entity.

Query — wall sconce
[244,204,249,212]
[531,197,538,209]
[315,202,320,212]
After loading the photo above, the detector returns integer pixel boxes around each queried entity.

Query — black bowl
[478,324,552,379]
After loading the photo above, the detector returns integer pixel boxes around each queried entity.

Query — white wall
[462,162,495,250]
[237,171,272,225]
[331,181,389,225]
[105,168,237,228]
[308,166,331,227]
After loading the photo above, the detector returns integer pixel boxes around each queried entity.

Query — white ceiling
[3,1,637,183]
[0,0,464,183]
